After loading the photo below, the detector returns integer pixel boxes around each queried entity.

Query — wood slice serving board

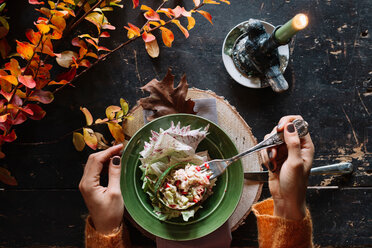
[123,88,262,236]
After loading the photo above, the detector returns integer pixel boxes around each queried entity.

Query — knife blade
[244,162,353,182]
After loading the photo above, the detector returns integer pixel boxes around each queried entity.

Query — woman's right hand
[262,115,315,220]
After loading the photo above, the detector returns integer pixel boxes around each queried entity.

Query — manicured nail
[277,122,284,129]
[112,156,121,166]
[268,161,275,171]
[287,123,295,133]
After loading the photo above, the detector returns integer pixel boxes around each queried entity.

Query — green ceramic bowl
[121,114,243,241]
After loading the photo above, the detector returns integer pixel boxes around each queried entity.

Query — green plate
[121,114,243,241]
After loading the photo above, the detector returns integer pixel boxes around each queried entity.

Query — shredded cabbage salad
[139,122,216,221]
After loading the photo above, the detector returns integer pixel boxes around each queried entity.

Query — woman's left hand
[79,143,124,235]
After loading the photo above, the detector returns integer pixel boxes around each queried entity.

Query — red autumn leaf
[25,104,46,120]
[142,31,156,43]
[28,89,54,104]
[48,79,68,85]
[56,67,76,82]
[16,41,35,60]
[0,89,12,102]
[29,0,45,4]
[100,31,110,38]
[18,75,36,88]
[5,59,21,77]
[0,167,18,186]
[124,23,140,39]
[12,112,27,125]
[71,37,87,48]
[0,113,8,123]
[83,128,97,150]
[79,59,91,67]
[2,129,17,142]
[159,27,174,47]
[138,68,196,121]
[141,5,160,21]
[197,10,213,24]
[98,46,110,51]
[172,20,189,38]
[132,0,139,8]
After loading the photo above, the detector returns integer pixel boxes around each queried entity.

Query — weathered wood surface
[0,0,371,247]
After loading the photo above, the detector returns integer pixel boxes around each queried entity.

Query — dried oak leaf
[139,68,196,121]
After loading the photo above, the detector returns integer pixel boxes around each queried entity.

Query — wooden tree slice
[122,88,263,237]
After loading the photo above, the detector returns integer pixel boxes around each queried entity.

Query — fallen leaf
[107,122,125,143]
[0,167,17,186]
[139,68,196,121]
[73,132,85,151]
[80,107,93,125]
[83,128,97,150]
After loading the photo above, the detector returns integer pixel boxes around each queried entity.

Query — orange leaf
[187,16,196,30]
[51,15,66,32]
[107,122,125,143]
[36,7,51,17]
[197,10,213,24]
[35,23,50,34]
[160,27,174,47]
[25,29,41,45]
[171,20,189,38]
[73,132,85,151]
[16,41,35,60]
[204,0,220,4]
[149,21,160,27]
[219,0,230,4]
[157,8,173,18]
[141,5,160,21]
[48,79,68,85]
[63,0,75,5]
[145,38,159,58]
[124,23,140,39]
[79,59,91,67]
[95,118,108,124]
[86,52,98,59]
[18,75,36,88]
[142,31,156,43]
[132,0,139,8]
[80,107,93,125]
[0,75,18,86]
[0,167,17,186]
[5,59,21,77]
[83,128,97,150]
[106,105,121,120]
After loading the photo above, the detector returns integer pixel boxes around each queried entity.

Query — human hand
[261,115,314,220]
[79,143,124,235]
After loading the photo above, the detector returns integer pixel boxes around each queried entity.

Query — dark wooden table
[1,0,371,247]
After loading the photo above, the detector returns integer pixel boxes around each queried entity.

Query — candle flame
[293,14,308,30]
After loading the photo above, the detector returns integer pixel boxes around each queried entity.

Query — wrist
[273,199,307,220]
[90,216,122,235]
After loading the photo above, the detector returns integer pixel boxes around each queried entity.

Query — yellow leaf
[204,0,220,4]
[171,20,189,38]
[80,107,93,125]
[149,21,160,27]
[159,27,174,47]
[187,16,196,30]
[63,0,75,5]
[125,115,134,121]
[0,75,18,86]
[83,128,98,150]
[95,118,108,124]
[106,105,121,120]
[107,122,125,143]
[197,10,213,25]
[219,0,230,4]
[36,23,50,34]
[73,132,85,151]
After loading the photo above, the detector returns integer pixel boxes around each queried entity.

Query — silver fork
[201,119,309,180]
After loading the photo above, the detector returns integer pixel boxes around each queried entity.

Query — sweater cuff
[85,216,127,248]
[252,198,313,248]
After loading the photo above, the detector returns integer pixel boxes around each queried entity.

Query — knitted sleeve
[252,198,313,248]
[85,216,131,248]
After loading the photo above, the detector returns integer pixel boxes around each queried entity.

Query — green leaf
[73,132,85,151]
[120,98,129,115]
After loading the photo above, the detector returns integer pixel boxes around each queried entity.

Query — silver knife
[244,162,353,182]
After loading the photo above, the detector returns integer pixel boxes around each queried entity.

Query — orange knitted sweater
[85,198,313,248]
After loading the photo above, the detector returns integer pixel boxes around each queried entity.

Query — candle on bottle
[274,13,308,44]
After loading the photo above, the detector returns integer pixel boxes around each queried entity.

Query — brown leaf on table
[139,68,196,121]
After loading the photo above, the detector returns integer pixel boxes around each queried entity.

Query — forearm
[252,198,313,248]
[85,216,131,248]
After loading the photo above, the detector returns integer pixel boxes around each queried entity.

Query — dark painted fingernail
[268,161,275,171]
[268,150,274,159]
[287,123,295,133]
[112,156,121,166]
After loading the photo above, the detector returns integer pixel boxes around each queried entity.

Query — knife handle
[310,162,353,175]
